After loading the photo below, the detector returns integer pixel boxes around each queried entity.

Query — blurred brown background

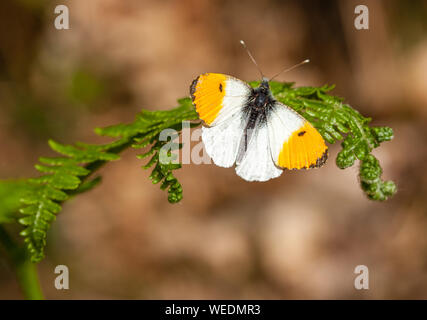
[1,0,427,299]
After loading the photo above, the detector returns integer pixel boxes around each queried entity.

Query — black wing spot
[219,83,223,92]
[298,130,306,137]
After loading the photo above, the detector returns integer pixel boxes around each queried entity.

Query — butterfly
[190,41,328,182]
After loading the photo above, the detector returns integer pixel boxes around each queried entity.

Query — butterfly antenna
[270,59,310,81]
[240,40,264,79]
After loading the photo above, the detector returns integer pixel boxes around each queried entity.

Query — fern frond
[15,98,199,262]
[18,138,123,262]
[0,82,396,264]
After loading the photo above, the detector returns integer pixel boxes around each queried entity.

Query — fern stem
[0,226,44,300]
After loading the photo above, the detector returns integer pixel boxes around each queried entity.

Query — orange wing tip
[278,148,328,170]
[276,122,328,170]
[189,73,227,126]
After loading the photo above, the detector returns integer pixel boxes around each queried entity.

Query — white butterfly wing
[201,112,247,168]
[235,118,283,181]
[192,73,252,167]
[268,102,328,170]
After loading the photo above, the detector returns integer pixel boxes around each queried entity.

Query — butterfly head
[261,77,270,85]
[258,78,271,95]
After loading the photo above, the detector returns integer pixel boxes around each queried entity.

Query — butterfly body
[239,80,273,163]
[190,73,328,182]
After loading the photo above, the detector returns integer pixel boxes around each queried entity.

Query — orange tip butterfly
[190,40,328,182]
